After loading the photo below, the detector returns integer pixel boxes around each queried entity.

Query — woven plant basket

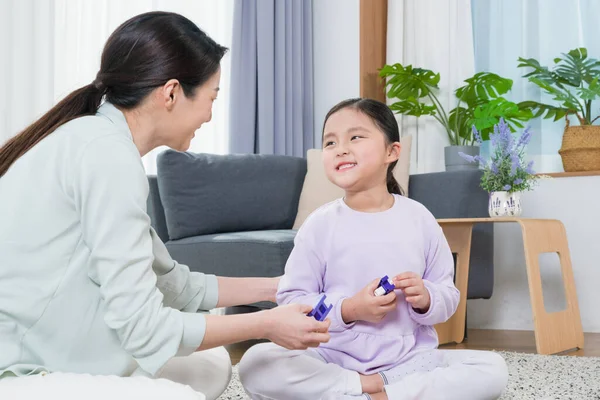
[558,118,600,172]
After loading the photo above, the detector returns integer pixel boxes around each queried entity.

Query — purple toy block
[374,275,395,296]
[307,295,333,321]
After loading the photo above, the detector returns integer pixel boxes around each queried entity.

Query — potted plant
[460,119,541,217]
[517,47,600,172]
[379,64,534,171]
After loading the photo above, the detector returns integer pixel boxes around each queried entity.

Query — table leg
[518,219,584,354]
[435,223,473,344]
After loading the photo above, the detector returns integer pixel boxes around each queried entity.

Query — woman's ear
[387,142,401,163]
[161,79,180,110]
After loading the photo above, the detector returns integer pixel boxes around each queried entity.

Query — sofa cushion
[157,151,307,240]
[165,230,296,278]
[293,135,412,228]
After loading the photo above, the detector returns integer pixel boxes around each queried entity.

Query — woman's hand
[341,278,397,324]
[259,303,330,350]
[393,272,431,312]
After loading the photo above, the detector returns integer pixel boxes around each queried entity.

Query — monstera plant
[379,63,533,171]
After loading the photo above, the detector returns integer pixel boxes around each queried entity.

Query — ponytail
[0,83,105,178]
[386,162,405,196]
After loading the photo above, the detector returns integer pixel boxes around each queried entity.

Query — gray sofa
[147,150,494,310]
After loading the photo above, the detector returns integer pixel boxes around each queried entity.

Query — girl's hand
[261,303,331,350]
[342,279,397,324]
[393,272,431,312]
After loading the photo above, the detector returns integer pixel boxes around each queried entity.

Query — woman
[0,11,330,400]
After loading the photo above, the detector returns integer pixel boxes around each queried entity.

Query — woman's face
[165,68,221,151]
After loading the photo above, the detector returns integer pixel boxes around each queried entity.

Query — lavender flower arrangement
[459,119,539,193]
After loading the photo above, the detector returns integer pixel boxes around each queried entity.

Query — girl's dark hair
[323,98,405,196]
[0,11,227,178]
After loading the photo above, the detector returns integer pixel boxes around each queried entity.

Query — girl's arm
[406,213,460,326]
[277,213,353,331]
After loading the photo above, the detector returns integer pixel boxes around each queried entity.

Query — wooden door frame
[359,0,388,102]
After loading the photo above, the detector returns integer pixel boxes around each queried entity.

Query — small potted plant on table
[460,119,541,217]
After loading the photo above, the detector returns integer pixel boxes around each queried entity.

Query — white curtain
[472,0,600,173]
[386,0,475,173]
[0,0,234,174]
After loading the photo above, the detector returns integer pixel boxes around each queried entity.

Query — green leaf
[517,100,569,122]
[579,77,600,101]
[379,63,440,100]
[470,98,534,141]
[448,106,474,145]
[517,48,600,124]
[528,77,581,111]
[388,98,437,117]
[455,72,513,108]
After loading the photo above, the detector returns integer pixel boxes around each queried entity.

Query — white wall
[312,0,360,146]
[467,176,600,332]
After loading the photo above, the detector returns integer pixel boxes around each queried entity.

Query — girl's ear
[387,142,401,163]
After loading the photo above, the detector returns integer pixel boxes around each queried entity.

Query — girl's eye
[324,141,335,147]
[351,135,362,140]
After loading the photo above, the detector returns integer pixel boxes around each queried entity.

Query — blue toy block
[374,275,395,296]
[307,295,333,321]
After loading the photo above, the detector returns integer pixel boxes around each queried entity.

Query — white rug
[217,351,600,399]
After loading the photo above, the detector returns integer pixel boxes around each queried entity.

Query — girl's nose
[336,146,349,156]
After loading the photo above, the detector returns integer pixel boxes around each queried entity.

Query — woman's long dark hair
[0,11,227,177]
[323,98,405,195]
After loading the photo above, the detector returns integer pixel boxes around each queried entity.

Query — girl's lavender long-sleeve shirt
[277,194,460,374]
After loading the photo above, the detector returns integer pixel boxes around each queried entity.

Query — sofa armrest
[147,175,170,243]
[408,170,493,299]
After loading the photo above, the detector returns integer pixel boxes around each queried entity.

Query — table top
[437,217,557,224]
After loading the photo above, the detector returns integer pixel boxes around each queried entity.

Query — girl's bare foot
[359,373,384,394]
[370,392,388,400]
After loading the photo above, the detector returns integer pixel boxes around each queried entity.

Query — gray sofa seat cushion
[157,151,307,240]
[165,230,297,278]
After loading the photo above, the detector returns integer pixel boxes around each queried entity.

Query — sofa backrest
[155,151,307,240]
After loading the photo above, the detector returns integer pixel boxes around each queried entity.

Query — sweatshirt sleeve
[150,228,219,312]
[408,211,460,326]
[276,212,354,331]
[73,135,206,376]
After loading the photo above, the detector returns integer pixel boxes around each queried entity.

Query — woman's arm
[215,276,279,307]
[198,303,330,351]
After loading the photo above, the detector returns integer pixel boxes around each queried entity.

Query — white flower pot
[488,191,522,217]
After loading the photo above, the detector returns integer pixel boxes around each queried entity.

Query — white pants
[239,343,508,400]
[0,347,232,400]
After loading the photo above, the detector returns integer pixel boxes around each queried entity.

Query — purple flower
[459,152,476,163]
[490,124,499,148]
[503,184,512,191]
[516,126,532,148]
[525,160,535,174]
[510,154,520,176]
[491,162,499,174]
[472,125,483,144]
[514,178,523,185]
[497,118,514,153]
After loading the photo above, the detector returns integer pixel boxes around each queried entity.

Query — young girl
[238,98,508,400]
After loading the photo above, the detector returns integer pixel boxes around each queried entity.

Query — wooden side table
[433,218,584,355]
